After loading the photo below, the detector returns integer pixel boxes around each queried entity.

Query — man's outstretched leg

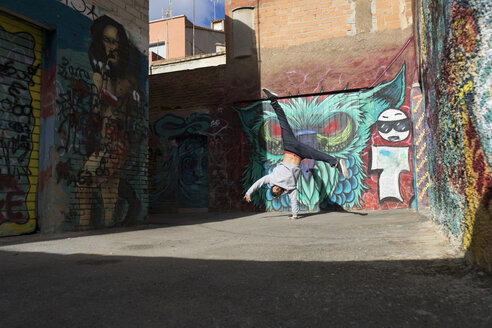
[263,88,349,178]
[263,88,299,154]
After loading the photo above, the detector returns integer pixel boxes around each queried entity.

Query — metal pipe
[192,0,195,56]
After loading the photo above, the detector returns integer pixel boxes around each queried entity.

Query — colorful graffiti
[0,13,41,235]
[0,1,149,232]
[54,15,148,227]
[233,64,413,213]
[150,113,213,210]
[410,84,430,209]
[417,0,492,270]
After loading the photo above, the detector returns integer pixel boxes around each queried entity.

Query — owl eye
[323,120,339,136]
[317,112,355,153]
[271,123,282,140]
[259,119,284,155]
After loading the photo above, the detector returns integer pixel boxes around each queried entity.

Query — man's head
[271,185,284,197]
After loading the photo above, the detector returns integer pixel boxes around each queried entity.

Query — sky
[149,0,225,28]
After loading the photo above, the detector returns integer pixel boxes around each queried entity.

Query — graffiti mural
[410,83,430,209]
[55,15,148,227]
[177,135,208,208]
[417,0,492,270]
[149,110,242,212]
[370,108,411,202]
[0,13,41,235]
[150,113,216,210]
[233,64,414,212]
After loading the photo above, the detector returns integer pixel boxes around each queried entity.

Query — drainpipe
[193,0,195,56]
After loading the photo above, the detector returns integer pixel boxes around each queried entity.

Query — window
[150,41,166,59]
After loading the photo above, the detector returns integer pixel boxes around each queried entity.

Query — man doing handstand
[243,88,349,219]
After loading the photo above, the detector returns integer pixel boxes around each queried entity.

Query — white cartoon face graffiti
[376,109,410,142]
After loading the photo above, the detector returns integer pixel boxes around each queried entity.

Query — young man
[243,88,349,219]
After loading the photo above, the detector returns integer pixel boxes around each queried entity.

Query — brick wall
[223,0,419,214]
[225,0,416,97]
[149,64,247,212]
[0,0,149,234]
[150,66,226,112]
[227,0,412,49]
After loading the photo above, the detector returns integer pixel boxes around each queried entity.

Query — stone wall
[416,0,492,271]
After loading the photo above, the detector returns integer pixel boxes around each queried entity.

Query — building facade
[149,15,225,67]
[0,0,149,235]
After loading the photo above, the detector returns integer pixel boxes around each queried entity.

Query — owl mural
[233,64,406,212]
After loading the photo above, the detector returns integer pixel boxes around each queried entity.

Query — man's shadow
[299,166,368,218]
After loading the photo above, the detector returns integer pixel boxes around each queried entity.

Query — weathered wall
[0,0,149,234]
[149,65,246,212]
[223,0,419,211]
[416,0,492,270]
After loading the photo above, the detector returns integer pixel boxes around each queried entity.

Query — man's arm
[245,175,271,198]
[288,189,298,218]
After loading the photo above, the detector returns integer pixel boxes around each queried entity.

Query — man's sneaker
[337,158,349,179]
[262,88,278,101]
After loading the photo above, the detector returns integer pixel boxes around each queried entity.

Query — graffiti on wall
[419,1,490,233]
[151,113,211,210]
[57,0,113,20]
[369,107,412,203]
[410,84,430,209]
[0,15,41,235]
[54,15,147,227]
[233,64,413,212]
[149,112,234,211]
[417,0,492,269]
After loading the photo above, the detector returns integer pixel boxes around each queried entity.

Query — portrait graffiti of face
[103,25,120,67]
[376,109,411,142]
[89,15,130,79]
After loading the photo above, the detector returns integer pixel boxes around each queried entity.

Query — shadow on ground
[0,212,259,247]
[1,251,491,327]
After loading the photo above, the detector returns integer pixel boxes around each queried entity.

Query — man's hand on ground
[243,194,251,202]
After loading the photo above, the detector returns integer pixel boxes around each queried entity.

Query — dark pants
[271,100,338,166]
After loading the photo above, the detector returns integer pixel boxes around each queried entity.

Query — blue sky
[149,0,225,28]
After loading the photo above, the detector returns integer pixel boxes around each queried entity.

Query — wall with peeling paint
[416,0,492,271]
[0,0,149,234]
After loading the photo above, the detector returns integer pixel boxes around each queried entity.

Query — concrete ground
[0,209,491,327]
